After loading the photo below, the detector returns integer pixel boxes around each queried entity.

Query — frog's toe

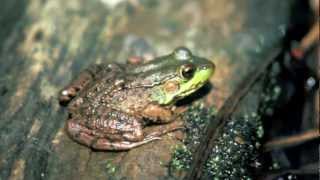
[144,120,185,138]
[144,134,162,140]
[92,137,161,150]
[59,87,78,105]
[66,120,96,146]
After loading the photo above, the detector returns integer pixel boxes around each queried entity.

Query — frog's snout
[199,61,215,77]
[199,62,214,70]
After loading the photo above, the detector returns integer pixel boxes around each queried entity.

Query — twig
[259,163,318,180]
[263,129,319,152]
[315,87,319,129]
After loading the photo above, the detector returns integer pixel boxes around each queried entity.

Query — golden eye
[180,64,195,79]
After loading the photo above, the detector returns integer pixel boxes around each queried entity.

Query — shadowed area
[0,0,298,179]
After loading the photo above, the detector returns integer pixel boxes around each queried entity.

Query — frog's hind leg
[66,119,99,147]
[66,119,161,150]
[59,64,106,105]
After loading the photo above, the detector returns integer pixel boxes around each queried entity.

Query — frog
[59,47,215,150]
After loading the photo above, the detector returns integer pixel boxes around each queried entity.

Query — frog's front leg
[142,104,177,123]
[59,64,105,105]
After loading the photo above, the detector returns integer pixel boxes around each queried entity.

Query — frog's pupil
[181,65,195,79]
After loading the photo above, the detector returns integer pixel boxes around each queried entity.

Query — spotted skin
[59,47,214,150]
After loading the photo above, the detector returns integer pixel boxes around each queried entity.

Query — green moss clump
[170,144,192,171]
[258,62,283,115]
[105,160,116,175]
[204,113,262,179]
[169,102,217,173]
[183,103,217,149]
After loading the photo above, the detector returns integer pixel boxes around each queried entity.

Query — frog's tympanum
[59,47,215,150]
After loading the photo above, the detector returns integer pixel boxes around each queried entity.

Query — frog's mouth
[152,64,214,105]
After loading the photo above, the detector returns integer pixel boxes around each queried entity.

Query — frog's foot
[59,72,94,105]
[59,64,106,106]
[92,136,161,150]
[144,120,185,139]
[59,87,78,105]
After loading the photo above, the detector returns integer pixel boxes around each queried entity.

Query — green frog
[59,47,215,150]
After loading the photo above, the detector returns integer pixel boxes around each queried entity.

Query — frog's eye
[180,64,195,79]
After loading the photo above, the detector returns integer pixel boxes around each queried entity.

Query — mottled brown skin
[59,63,182,150]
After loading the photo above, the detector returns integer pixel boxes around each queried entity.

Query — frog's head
[132,47,215,105]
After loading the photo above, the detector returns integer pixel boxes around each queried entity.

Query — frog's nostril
[199,65,207,70]
[199,63,212,70]
[202,62,215,70]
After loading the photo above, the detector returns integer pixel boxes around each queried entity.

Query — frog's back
[68,63,127,116]
[67,61,160,122]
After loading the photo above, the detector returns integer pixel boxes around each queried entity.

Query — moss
[105,160,116,175]
[170,144,192,171]
[183,102,217,149]
[169,102,217,173]
[202,62,285,179]
[204,113,262,179]
[258,62,283,116]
